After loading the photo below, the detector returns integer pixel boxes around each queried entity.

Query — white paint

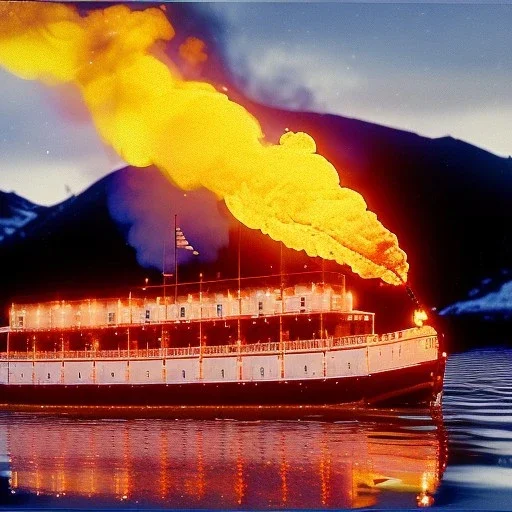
[6,361,34,384]
[202,356,238,382]
[326,347,367,377]
[128,360,164,384]
[1,327,439,387]
[284,352,323,379]
[96,361,127,384]
[165,358,200,383]
[242,355,280,381]
[63,361,95,385]
[34,361,62,385]
[0,362,8,385]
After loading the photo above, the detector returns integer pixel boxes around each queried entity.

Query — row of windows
[347,315,370,321]
[17,362,355,381]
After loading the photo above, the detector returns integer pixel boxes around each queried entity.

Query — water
[0,349,510,510]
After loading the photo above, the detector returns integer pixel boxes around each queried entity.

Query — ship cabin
[5,272,375,355]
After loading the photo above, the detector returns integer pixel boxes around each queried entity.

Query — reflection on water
[2,349,512,509]
[0,407,446,509]
[437,349,512,510]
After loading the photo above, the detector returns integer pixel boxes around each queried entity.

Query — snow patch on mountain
[440,280,512,316]
[0,192,41,242]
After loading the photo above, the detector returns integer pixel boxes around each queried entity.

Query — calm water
[0,349,510,510]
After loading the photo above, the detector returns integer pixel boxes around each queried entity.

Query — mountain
[0,191,47,243]
[0,106,510,351]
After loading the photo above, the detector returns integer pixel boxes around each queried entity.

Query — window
[78,372,81,379]
[146,371,150,378]
[221,369,225,378]
[145,309,150,321]
[348,362,351,370]
[180,307,186,318]
[364,315,369,321]
[348,315,353,321]
[108,312,116,324]
[17,315,24,328]
[182,370,186,379]
[258,301,263,314]
[300,297,306,308]
[47,373,51,379]
[304,365,308,373]
[111,372,115,378]
[260,367,265,377]
[216,304,223,318]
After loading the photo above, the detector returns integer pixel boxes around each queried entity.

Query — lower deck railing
[0,327,436,361]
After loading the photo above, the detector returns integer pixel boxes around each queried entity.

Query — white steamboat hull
[0,327,444,407]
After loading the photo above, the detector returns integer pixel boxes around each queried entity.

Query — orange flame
[179,36,208,66]
[414,309,428,327]
[0,2,409,285]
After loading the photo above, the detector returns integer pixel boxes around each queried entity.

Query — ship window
[108,312,116,324]
[78,372,81,379]
[260,367,264,377]
[348,362,351,370]
[111,372,115,378]
[47,373,51,379]
[300,297,306,308]
[348,315,353,321]
[221,369,225,378]
[145,309,150,320]
[20,373,23,378]
[258,301,263,312]
[146,371,150,378]
[17,315,24,328]
[180,307,186,318]
[182,370,186,379]
[364,315,369,321]
[304,365,308,373]
[216,304,223,317]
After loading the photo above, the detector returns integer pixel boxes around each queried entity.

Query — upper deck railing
[0,326,437,361]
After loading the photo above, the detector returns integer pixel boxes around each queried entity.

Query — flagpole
[163,219,167,321]
[237,223,241,343]
[174,214,178,305]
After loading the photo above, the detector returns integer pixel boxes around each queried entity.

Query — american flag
[175,227,199,255]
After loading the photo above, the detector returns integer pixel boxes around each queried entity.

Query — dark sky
[1,1,511,205]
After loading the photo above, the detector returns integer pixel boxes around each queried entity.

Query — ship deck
[1,327,436,361]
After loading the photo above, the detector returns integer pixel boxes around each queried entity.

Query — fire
[414,309,428,327]
[179,37,208,66]
[0,2,409,285]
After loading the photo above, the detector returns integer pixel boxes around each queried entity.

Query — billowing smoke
[0,2,408,285]
[107,167,229,270]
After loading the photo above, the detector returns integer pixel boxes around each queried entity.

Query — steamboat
[0,269,445,407]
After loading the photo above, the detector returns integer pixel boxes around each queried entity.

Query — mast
[199,272,203,346]
[320,258,325,340]
[279,241,283,344]
[199,272,203,378]
[237,223,241,343]
[174,214,178,305]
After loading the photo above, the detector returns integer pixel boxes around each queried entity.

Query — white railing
[0,327,435,361]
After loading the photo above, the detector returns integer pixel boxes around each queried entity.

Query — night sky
[1,1,511,205]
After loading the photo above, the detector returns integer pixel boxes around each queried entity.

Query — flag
[175,227,199,255]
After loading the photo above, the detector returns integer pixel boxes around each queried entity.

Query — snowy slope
[0,191,44,242]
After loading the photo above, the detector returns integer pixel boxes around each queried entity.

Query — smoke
[107,167,229,270]
[0,2,409,285]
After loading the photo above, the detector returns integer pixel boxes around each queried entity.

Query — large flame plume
[0,2,409,285]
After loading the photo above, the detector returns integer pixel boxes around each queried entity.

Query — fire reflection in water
[2,409,447,509]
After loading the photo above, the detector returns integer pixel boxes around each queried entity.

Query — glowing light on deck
[0,2,409,285]
[414,309,428,327]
